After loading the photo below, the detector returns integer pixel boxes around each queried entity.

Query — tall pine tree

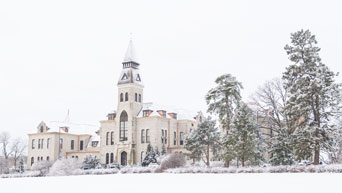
[283,29,342,165]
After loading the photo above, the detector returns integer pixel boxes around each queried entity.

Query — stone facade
[27,40,203,168]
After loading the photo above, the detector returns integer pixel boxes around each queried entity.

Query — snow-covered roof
[37,120,99,136]
[123,39,138,63]
[87,135,101,147]
[137,102,198,121]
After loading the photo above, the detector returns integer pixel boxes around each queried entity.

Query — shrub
[31,161,53,176]
[155,153,186,173]
[48,158,82,176]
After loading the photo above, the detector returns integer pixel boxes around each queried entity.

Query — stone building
[27,40,203,168]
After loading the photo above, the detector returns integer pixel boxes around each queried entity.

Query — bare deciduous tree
[11,138,26,168]
[0,132,13,160]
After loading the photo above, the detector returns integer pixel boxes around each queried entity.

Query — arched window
[111,132,114,145]
[125,92,128,101]
[106,153,109,164]
[141,129,145,143]
[180,132,184,145]
[47,156,49,161]
[32,139,35,149]
[38,139,41,149]
[135,93,138,102]
[41,156,43,161]
[146,129,150,143]
[40,126,44,133]
[120,93,123,102]
[60,138,63,149]
[31,157,34,166]
[110,153,114,163]
[41,139,44,149]
[47,138,50,149]
[141,151,144,162]
[106,132,109,145]
[139,94,141,103]
[120,111,128,141]
[38,157,40,161]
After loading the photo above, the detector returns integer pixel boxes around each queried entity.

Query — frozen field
[1,173,341,193]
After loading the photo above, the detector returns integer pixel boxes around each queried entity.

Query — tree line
[185,29,342,167]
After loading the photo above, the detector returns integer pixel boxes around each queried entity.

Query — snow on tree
[48,158,82,176]
[141,144,158,167]
[161,143,166,155]
[10,138,26,169]
[31,160,53,176]
[251,79,295,165]
[282,29,342,165]
[222,103,264,167]
[185,116,220,167]
[206,74,243,133]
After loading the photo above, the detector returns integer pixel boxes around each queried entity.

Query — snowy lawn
[1,173,341,193]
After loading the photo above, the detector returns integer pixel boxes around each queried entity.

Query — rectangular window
[120,121,128,141]
[47,138,50,149]
[180,132,184,146]
[161,130,164,143]
[41,139,44,149]
[38,139,40,149]
[135,93,138,102]
[173,132,177,145]
[60,138,63,149]
[165,130,167,144]
[32,139,35,149]
[71,140,74,150]
[80,140,84,151]
[141,129,145,143]
[146,129,150,143]
[139,94,141,103]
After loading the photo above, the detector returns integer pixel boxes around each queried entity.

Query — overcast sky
[1,0,342,139]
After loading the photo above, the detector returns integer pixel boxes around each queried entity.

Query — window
[120,111,128,141]
[174,132,177,145]
[40,126,44,133]
[106,132,109,145]
[139,94,141,103]
[41,139,44,149]
[141,151,144,162]
[47,138,50,149]
[135,93,137,102]
[76,156,78,159]
[71,140,74,150]
[106,153,109,164]
[180,132,184,146]
[31,157,34,166]
[47,156,49,161]
[120,93,123,102]
[111,132,114,145]
[60,138,63,149]
[125,92,128,101]
[41,156,43,161]
[38,139,41,149]
[110,153,114,163]
[161,130,164,143]
[141,129,145,143]
[38,157,40,161]
[146,129,150,143]
[80,140,84,151]
[32,139,35,149]
[165,130,167,144]
[92,141,98,147]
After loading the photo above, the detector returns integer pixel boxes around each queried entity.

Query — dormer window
[168,113,177,120]
[157,110,166,118]
[143,110,152,117]
[40,126,44,133]
[107,113,116,120]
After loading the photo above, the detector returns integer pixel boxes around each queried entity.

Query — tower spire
[123,37,138,63]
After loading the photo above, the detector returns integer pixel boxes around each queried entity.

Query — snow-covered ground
[1,173,341,193]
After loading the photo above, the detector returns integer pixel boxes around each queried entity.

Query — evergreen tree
[206,74,243,133]
[269,128,295,165]
[283,29,342,164]
[142,144,157,166]
[222,103,263,167]
[184,116,220,167]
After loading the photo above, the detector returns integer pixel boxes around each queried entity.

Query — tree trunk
[206,145,210,167]
[241,156,245,167]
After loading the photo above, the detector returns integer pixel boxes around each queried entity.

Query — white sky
[1,0,342,139]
